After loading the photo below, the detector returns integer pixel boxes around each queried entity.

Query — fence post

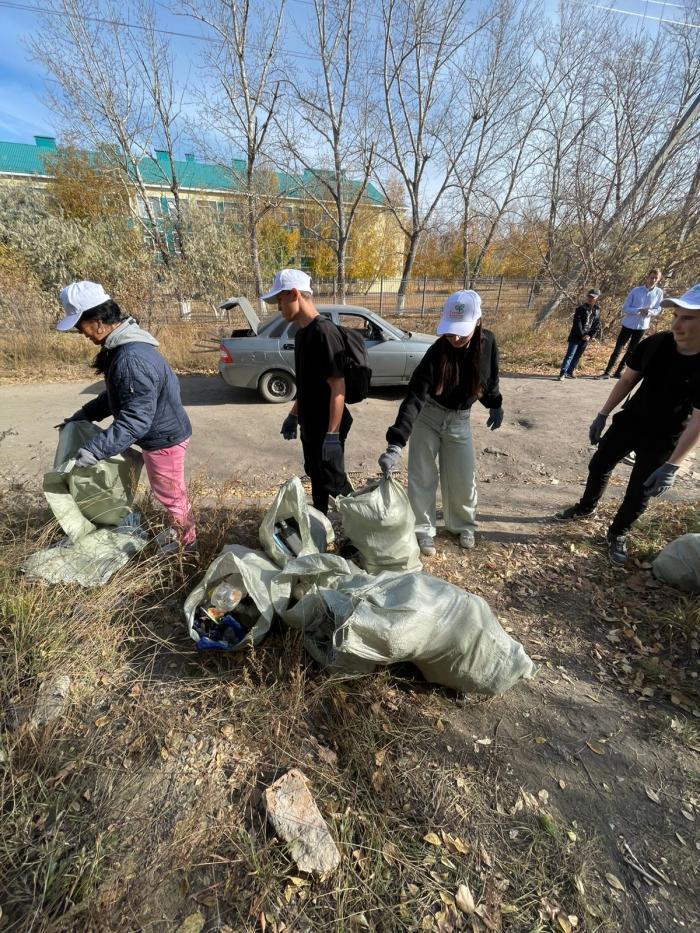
[379,276,384,315]
[527,277,536,309]
[421,275,427,317]
[495,275,504,314]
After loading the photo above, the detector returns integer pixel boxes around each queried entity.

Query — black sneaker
[554,504,596,521]
[607,533,628,566]
[565,372,576,379]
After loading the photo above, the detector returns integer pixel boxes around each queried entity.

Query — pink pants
[142,439,197,544]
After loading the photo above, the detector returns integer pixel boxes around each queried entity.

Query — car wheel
[258,369,297,403]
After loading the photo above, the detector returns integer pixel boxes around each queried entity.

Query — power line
[578,0,700,28]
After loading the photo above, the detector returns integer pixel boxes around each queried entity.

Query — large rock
[263,768,341,875]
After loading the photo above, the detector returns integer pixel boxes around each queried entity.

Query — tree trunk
[247,191,262,298]
[396,231,420,312]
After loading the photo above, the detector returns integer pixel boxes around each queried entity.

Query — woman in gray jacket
[57,280,196,553]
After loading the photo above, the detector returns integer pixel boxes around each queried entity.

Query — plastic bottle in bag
[210,582,244,611]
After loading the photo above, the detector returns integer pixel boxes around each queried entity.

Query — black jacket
[568,303,601,342]
[386,330,502,448]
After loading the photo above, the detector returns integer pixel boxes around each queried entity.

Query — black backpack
[336,324,372,404]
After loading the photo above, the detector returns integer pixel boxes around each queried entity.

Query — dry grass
[1,480,627,932]
[0,302,640,385]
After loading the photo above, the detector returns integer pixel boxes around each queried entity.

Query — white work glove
[73,447,98,469]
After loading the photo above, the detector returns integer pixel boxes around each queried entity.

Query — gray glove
[486,407,503,430]
[54,412,88,430]
[321,432,342,462]
[378,444,402,476]
[643,462,679,498]
[280,412,298,440]
[73,447,98,469]
[589,412,608,445]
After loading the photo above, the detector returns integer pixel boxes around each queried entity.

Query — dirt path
[0,374,695,542]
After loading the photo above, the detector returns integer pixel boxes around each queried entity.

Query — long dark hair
[434,324,482,398]
[82,299,129,373]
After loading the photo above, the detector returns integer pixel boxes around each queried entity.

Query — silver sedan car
[218,297,436,403]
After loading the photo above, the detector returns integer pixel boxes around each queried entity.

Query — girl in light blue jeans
[378,290,504,557]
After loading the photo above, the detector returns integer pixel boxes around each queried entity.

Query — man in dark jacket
[558,289,602,380]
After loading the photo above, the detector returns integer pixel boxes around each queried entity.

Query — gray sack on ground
[45,420,143,542]
[336,477,422,574]
[184,544,290,650]
[259,476,335,567]
[22,420,146,587]
[277,554,535,695]
[652,533,700,594]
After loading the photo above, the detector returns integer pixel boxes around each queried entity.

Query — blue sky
[0,0,667,149]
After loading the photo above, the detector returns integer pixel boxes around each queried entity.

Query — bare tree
[27,0,188,269]
[378,0,489,309]
[183,0,286,297]
[276,0,378,301]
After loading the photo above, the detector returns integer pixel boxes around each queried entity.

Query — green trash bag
[259,476,334,568]
[277,554,536,696]
[44,420,143,542]
[652,534,700,594]
[336,477,422,574]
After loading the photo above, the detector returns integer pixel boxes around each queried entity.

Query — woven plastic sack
[44,421,142,542]
[336,477,422,574]
[184,544,290,650]
[259,476,334,568]
[277,554,535,695]
[22,527,147,587]
[652,534,700,594]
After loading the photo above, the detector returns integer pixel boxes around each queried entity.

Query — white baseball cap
[260,269,313,304]
[661,284,700,310]
[436,290,482,338]
[57,281,111,331]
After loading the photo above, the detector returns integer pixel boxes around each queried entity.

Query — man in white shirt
[601,268,663,378]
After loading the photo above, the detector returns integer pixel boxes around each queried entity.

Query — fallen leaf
[475,737,492,746]
[605,873,625,892]
[645,787,660,804]
[423,831,442,847]
[455,882,475,914]
[538,812,559,837]
[586,742,605,756]
[681,809,695,822]
[675,832,687,846]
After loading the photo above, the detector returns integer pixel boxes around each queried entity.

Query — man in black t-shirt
[262,269,352,513]
[556,284,700,566]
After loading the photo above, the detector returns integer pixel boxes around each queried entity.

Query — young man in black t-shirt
[262,269,353,513]
[556,284,700,566]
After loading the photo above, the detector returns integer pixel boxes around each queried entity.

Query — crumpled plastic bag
[336,477,422,574]
[652,533,700,594]
[259,476,334,567]
[276,554,535,695]
[184,544,289,651]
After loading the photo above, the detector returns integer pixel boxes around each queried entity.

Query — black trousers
[579,413,673,535]
[605,326,644,375]
[300,409,353,513]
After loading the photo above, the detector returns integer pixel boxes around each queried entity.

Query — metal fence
[162,275,541,327]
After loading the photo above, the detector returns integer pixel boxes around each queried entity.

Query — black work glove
[378,444,402,476]
[589,413,608,446]
[486,407,503,430]
[54,412,88,430]
[321,433,342,462]
[643,462,679,498]
[280,412,298,440]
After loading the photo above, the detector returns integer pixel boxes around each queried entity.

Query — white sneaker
[459,531,475,549]
[416,534,436,557]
